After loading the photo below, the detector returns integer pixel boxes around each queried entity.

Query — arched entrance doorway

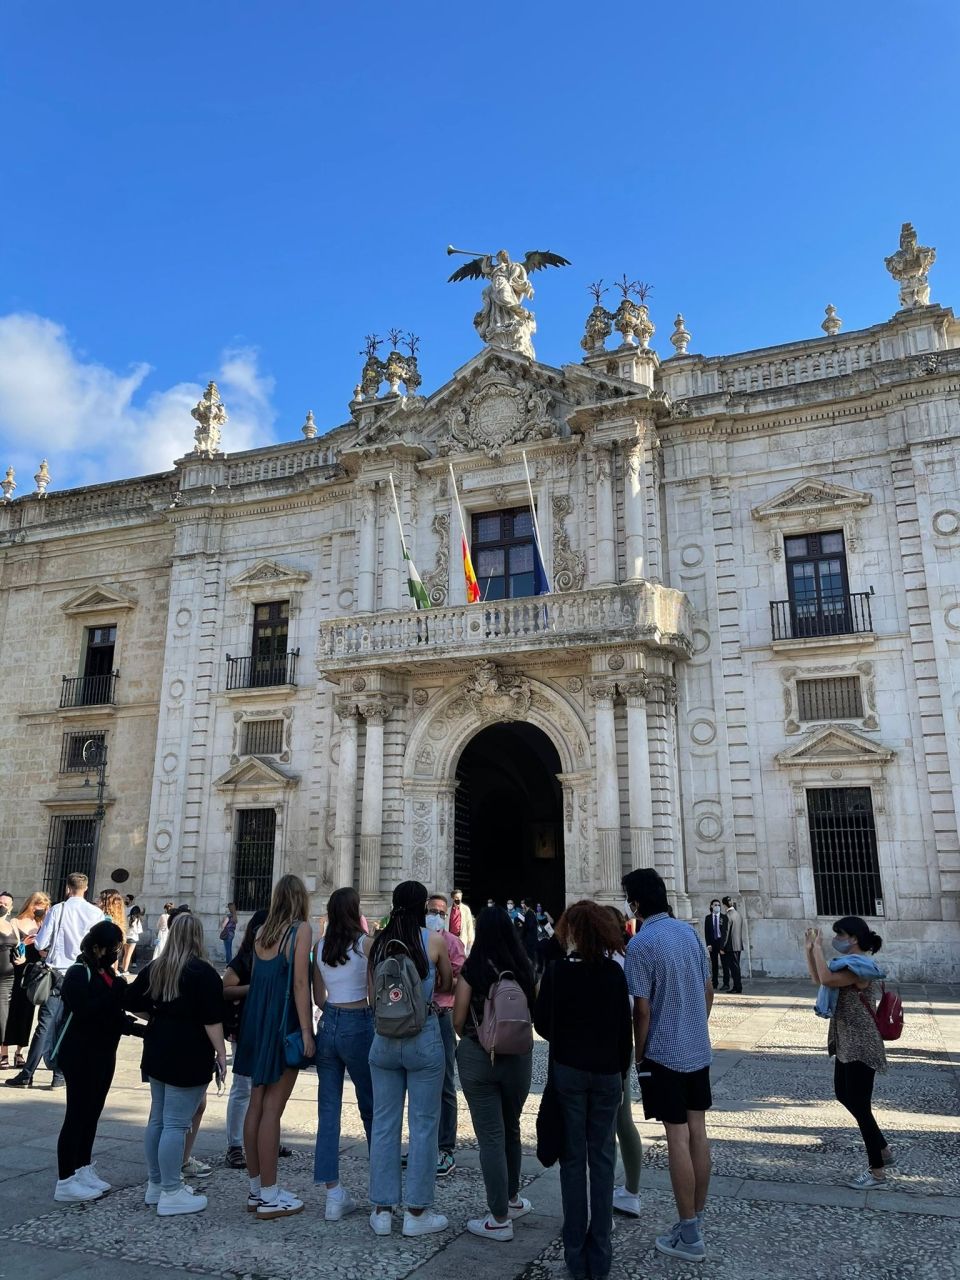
[453,722,564,917]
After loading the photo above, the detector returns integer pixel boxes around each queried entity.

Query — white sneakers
[157,1184,208,1216]
[402,1210,449,1237]
[508,1196,533,1219]
[256,1189,304,1220]
[76,1164,111,1193]
[613,1186,642,1217]
[144,1182,162,1206]
[468,1214,513,1241]
[370,1209,393,1236]
[324,1184,358,1221]
[54,1175,102,1203]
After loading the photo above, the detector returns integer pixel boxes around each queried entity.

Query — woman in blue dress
[234,874,315,1220]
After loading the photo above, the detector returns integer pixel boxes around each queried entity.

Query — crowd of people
[0,868,897,1269]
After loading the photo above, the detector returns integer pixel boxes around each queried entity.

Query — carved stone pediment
[776,725,894,767]
[228,559,311,590]
[213,757,299,790]
[436,370,559,460]
[450,660,533,723]
[62,584,136,614]
[752,478,872,521]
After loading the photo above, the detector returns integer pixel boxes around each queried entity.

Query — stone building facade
[0,225,957,978]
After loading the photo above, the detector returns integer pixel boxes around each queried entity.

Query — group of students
[17,864,897,1273]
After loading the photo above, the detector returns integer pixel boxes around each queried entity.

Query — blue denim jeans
[146,1079,208,1191]
[554,1062,622,1280]
[436,1007,458,1154]
[368,1015,444,1208]
[226,1071,252,1149]
[313,1005,375,1184]
[24,978,64,1078]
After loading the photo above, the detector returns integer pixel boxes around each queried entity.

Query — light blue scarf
[814,953,886,1019]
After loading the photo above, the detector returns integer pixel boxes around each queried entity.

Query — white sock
[249,1175,261,1195]
[327,1183,343,1196]
[261,1183,278,1203]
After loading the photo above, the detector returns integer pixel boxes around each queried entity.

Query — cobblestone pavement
[1,981,958,1280]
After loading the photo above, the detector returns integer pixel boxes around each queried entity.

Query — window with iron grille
[796,677,863,722]
[60,730,106,773]
[43,815,98,899]
[241,718,284,756]
[807,787,883,917]
[233,809,276,911]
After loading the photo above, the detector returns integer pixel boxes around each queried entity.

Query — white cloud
[0,313,277,492]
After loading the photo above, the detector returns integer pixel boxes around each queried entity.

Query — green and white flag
[404,545,431,611]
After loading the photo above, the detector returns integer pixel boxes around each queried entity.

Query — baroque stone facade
[0,225,958,978]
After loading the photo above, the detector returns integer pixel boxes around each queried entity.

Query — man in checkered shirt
[623,868,714,1263]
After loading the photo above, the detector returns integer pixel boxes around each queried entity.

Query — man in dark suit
[703,899,730,990]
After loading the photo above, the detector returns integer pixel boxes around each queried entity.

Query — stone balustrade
[319,582,693,668]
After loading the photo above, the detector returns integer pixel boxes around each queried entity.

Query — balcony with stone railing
[318,583,693,671]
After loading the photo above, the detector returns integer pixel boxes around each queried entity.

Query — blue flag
[532,536,550,595]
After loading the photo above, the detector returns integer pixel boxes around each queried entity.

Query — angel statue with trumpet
[447,245,570,359]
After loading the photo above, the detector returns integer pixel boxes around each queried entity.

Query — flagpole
[387,472,408,557]
[521,450,552,592]
[448,463,481,604]
[448,463,469,545]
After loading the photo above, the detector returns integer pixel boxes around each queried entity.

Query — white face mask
[425,912,444,933]
[506,902,514,911]
[622,899,635,921]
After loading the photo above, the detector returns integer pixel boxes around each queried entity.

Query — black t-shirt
[128,957,223,1087]
[224,949,252,1038]
[534,955,632,1076]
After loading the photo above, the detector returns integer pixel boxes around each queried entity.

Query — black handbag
[536,1060,564,1167]
[23,904,65,1006]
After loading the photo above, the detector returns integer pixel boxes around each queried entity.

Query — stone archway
[403,663,593,901]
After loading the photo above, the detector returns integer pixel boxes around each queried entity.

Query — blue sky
[1,2,958,487]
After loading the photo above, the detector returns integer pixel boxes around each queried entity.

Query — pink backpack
[472,970,533,1061]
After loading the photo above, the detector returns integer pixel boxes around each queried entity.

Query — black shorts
[638,1058,712,1125]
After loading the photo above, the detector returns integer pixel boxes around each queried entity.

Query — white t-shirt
[35,896,105,971]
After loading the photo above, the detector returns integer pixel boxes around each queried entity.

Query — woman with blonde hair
[234,874,315,1220]
[3,893,50,1067]
[128,913,226,1217]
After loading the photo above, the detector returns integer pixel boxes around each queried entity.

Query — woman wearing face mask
[805,917,893,1188]
[53,921,144,1202]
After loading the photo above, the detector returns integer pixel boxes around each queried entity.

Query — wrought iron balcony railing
[319,583,692,668]
[60,672,119,709]
[770,591,873,642]
[225,649,299,690]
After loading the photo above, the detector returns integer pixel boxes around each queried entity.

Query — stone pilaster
[589,677,621,893]
[624,675,655,868]
[359,696,392,896]
[333,698,359,887]
[622,440,646,583]
[592,444,617,587]
[356,486,376,613]
[381,485,401,611]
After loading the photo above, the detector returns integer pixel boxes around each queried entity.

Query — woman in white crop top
[312,887,375,1217]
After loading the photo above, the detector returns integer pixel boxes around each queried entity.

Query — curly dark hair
[555,899,625,963]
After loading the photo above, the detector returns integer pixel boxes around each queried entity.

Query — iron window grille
[233,809,276,911]
[807,787,883,917]
[43,815,98,899]
[60,730,106,773]
[796,677,864,722]
[241,718,284,756]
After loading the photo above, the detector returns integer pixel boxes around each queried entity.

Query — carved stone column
[589,678,621,893]
[357,486,376,613]
[334,699,359,887]
[359,696,391,896]
[622,440,645,582]
[593,445,616,587]
[624,676,655,868]
[381,486,402,611]
[649,675,691,916]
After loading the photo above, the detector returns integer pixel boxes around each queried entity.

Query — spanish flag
[462,532,481,603]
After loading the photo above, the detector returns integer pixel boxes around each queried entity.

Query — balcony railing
[770,591,873,642]
[319,583,692,667]
[60,672,118,709]
[225,649,299,690]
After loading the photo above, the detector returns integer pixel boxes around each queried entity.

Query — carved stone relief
[422,512,450,606]
[552,494,586,592]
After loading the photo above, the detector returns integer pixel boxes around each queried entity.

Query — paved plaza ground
[1,980,958,1280]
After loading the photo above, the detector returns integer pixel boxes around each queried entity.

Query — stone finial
[884,221,935,309]
[34,459,50,497]
[670,313,691,356]
[301,410,318,439]
[821,304,842,336]
[1,467,15,502]
[191,381,227,457]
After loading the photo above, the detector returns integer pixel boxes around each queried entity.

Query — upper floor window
[785,532,848,619]
[61,625,119,707]
[225,600,298,690]
[472,508,535,601]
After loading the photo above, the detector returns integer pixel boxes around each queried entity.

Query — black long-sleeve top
[58,960,142,1066]
[534,954,632,1076]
